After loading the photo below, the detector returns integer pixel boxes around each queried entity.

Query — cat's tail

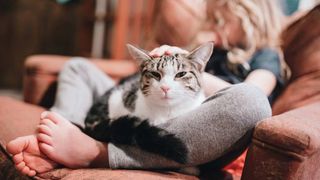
[109,115,188,164]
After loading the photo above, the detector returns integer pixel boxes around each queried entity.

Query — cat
[84,42,214,174]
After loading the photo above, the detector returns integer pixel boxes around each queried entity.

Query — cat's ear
[186,42,214,72]
[126,44,152,63]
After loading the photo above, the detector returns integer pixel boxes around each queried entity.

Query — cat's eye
[149,71,161,80]
[175,71,187,78]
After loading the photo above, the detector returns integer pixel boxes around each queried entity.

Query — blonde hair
[207,0,285,65]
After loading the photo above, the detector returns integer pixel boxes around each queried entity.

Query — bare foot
[37,111,108,168]
[6,135,58,176]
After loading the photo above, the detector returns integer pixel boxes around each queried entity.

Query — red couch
[1,4,320,180]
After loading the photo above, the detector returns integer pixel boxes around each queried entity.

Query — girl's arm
[244,69,277,96]
[202,69,277,97]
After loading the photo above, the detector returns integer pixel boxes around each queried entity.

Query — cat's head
[127,42,214,106]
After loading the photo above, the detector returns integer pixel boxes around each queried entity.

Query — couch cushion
[273,5,320,114]
[0,96,44,146]
[37,168,199,180]
[272,70,320,115]
[281,5,320,80]
[0,96,44,179]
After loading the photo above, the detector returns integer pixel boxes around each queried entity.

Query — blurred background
[0,0,157,96]
[0,0,318,99]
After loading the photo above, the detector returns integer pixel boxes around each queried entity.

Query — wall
[0,0,94,89]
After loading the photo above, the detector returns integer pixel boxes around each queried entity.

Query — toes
[40,118,56,128]
[37,133,53,145]
[16,161,26,171]
[39,142,57,163]
[39,142,54,156]
[40,111,49,120]
[28,170,36,177]
[21,166,31,175]
[41,111,63,124]
[12,153,23,164]
[37,124,52,136]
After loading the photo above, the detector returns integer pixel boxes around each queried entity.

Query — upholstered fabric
[37,169,198,180]
[255,103,320,156]
[272,71,320,115]
[272,5,320,115]
[242,102,320,180]
[280,5,320,80]
[0,96,44,146]
[0,96,43,180]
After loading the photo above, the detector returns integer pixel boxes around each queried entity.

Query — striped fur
[139,53,203,97]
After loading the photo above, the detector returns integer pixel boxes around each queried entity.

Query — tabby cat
[84,42,214,172]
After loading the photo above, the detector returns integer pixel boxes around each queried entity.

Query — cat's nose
[160,85,170,93]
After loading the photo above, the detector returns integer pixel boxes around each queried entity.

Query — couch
[1,4,320,180]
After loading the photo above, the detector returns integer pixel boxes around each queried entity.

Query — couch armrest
[23,55,138,106]
[242,102,320,180]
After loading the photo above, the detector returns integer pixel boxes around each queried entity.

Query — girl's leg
[107,83,271,169]
[50,57,115,128]
[7,83,270,176]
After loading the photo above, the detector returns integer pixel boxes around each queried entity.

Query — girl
[151,0,287,103]
[6,0,282,177]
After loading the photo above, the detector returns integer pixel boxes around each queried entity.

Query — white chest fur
[108,89,131,119]
[133,90,205,125]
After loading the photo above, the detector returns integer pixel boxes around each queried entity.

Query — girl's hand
[149,45,189,57]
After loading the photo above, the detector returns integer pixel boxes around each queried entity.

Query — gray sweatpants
[51,58,271,169]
